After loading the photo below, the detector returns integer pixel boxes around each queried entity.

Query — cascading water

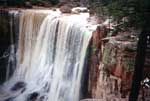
[6,11,19,81]
[0,9,92,101]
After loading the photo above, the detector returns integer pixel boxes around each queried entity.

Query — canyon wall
[87,27,139,100]
[87,25,150,100]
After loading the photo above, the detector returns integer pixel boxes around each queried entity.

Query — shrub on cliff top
[89,0,150,30]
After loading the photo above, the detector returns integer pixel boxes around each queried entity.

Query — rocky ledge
[87,26,148,100]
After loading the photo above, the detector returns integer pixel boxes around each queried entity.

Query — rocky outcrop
[60,5,72,13]
[87,26,107,97]
[87,29,139,100]
[11,82,26,91]
[96,35,137,99]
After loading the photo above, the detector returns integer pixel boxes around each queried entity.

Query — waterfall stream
[0,9,92,101]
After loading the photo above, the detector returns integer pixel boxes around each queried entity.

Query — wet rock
[39,95,48,101]
[52,8,57,11]
[39,96,44,101]
[11,81,26,91]
[27,92,39,101]
[60,5,72,13]
[87,26,108,97]
[21,87,26,93]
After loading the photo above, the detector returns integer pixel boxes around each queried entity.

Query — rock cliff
[87,27,140,100]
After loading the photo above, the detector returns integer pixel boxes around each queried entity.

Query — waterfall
[5,10,19,81]
[0,10,92,101]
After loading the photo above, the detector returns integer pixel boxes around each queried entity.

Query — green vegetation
[103,44,116,65]
[30,0,59,5]
[6,0,25,6]
[49,0,59,5]
[103,42,136,72]
[89,1,149,99]
[89,0,150,31]
[123,57,135,72]
[30,0,40,5]
[91,43,97,54]
[1,0,59,7]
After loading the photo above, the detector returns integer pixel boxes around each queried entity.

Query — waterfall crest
[0,10,92,101]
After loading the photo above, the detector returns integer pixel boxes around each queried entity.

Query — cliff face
[87,26,107,97]
[88,27,138,100]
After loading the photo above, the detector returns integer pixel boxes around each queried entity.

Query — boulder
[27,92,39,101]
[60,5,72,13]
[11,81,26,91]
[39,95,48,101]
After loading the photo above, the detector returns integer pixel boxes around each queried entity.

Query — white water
[0,10,92,101]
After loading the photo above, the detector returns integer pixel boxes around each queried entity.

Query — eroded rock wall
[88,28,138,100]
[87,26,107,97]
